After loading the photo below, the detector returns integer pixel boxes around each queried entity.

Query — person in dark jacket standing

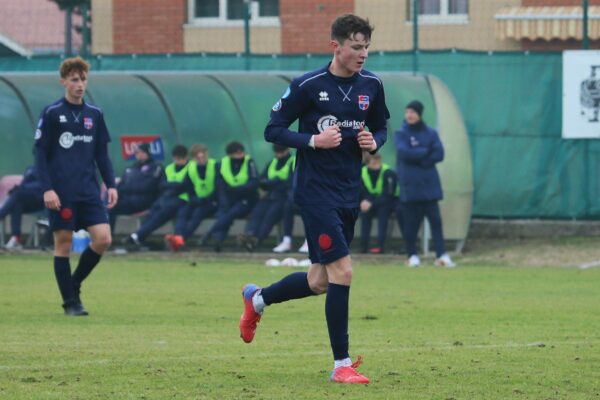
[108,143,162,233]
[395,100,455,268]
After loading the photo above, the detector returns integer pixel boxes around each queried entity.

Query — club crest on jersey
[84,117,93,129]
[358,95,369,110]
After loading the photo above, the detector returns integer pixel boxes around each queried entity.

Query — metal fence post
[412,0,419,74]
[583,0,589,49]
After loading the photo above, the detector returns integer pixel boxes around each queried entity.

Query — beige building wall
[184,26,281,54]
[356,0,522,51]
[91,0,113,54]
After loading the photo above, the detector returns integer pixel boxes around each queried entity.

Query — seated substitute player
[165,144,219,252]
[238,144,294,252]
[128,145,190,247]
[0,164,45,250]
[108,143,162,234]
[34,56,118,316]
[359,153,398,254]
[271,191,309,254]
[200,141,258,252]
[239,14,389,384]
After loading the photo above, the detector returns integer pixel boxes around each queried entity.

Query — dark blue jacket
[10,166,43,201]
[117,159,163,204]
[395,121,444,203]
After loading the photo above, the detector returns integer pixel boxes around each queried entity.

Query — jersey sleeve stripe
[298,72,327,87]
[359,72,383,86]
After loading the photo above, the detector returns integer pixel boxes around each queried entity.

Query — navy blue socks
[54,256,74,303]
[72,246,101,293]
[326,283,350,360]
[261,272,315,305]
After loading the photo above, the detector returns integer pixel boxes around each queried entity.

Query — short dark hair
[136,143,152,158]
[331,14,374,43]
[171,144,188,158]
[226,141,245,155]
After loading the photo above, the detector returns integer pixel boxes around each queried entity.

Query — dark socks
[261,272,315,305]
[72,246,102,294]
[54,256,74,304]
[326,283,350,360]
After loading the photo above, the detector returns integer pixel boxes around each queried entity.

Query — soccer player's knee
[309,280,328,295]
[55,241,72,255]
[94,235,112,251]
[340,268,353,283]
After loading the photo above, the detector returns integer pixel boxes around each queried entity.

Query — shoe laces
[351,355,364,369]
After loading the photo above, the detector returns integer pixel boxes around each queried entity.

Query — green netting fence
[1,50,594,219]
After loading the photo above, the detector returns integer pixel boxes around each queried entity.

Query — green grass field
[1,251,599,399]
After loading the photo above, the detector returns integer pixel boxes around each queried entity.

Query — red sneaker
[239,284,262,343]
[165,234,185,252]
[331,356,370,384]
[369,247,382,254]
[172,235,185,251]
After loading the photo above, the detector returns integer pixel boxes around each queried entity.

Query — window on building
[191,0,279,25]
[407,0,468,24]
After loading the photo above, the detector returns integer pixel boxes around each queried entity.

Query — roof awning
[0,34,31,57]
[495,6,600,41]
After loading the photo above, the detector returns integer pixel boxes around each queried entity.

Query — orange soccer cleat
[239,284,262,343]
[165,234,185,252]
[331,356,370,384]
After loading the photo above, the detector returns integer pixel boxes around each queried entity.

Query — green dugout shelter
[0,72,472,244]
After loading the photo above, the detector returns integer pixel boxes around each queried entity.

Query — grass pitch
[1,252,599,399]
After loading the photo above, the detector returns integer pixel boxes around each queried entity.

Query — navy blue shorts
[49,197,109,232]
[299,205,359,265]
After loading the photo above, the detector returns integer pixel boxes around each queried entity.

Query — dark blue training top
[265,63,390,207]
[394,121,444,203]
[34,97,116,202]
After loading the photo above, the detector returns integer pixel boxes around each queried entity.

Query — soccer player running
[239,14,389,384]
[34,56,117,316]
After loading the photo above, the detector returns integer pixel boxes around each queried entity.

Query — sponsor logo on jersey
[317,115,365,133]
[358,95,370,110]
[59,131,93,149]
[272,99,282,112]
[319,91,329,101]
[59,115,67,123]
[84,117,93,130]
[34,129,42,140]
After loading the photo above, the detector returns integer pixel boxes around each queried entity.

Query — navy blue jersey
[265,63,390,207]
[34,97,116,202]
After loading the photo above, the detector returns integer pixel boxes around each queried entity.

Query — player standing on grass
[34,56,117,316]
[239,14,390,384]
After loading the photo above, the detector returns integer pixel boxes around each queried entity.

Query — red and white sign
[119,135,165,160]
